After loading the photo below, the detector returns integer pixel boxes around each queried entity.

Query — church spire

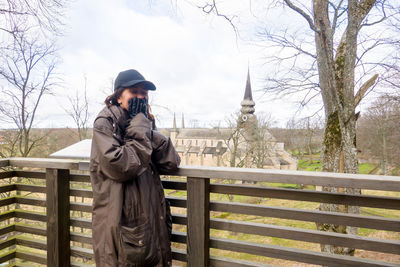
[173,113,177,131]
[240,67,255,115]
[181,113,185,128]
[243,67,253,101]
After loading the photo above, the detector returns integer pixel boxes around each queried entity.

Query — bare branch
[196,0,240,39]
[283,0,318,32]
[355,74,379,107]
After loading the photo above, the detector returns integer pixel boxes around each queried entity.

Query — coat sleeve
[92,113,152,183]
[151,130,181,174]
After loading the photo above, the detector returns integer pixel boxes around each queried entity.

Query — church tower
[238,68,257,132]
[170,113,178,144]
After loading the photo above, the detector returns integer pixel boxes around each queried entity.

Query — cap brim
[121,80,156,91]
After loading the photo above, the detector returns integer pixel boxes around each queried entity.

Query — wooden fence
[0,158,399,266]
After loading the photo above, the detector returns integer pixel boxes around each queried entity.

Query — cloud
[30,0,301,129]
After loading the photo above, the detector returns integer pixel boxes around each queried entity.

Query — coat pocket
[120,222,148,264]
[119,221,160,266]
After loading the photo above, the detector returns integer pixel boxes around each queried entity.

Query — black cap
[114,69,156,91]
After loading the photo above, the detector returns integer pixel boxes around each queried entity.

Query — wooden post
[187,177,210,267]
[46,168,70,267]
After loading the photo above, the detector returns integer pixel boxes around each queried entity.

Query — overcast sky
[26,0,390,129]
[28,0,314,129]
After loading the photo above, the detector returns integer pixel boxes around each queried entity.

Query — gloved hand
[128,97,148,118]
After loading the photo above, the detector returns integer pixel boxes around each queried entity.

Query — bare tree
[0,32,58,157]
[190,0,400,255]
[0,129,20,158]
[249,113,276,169]
[0,0,67,36]
[64,75,90,141]
[358,95,400,174]
[220,111,276,169]
[0,0,69,158]
[219,112,247,168]
[297,116,323,164]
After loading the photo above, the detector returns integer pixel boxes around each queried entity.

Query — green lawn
[168,160,400,266]
[297,159,378,174]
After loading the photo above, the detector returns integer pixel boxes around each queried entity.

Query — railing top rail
[174,166,400,191]
[8,157,80,170]
[2,158,400,191]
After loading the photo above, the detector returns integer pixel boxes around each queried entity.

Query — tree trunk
[313,0,362,256]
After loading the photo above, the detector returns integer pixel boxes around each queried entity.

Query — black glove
[128,97,148,118]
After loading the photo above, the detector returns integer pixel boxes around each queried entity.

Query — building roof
[50,139,91,159]
[175,128,232,139]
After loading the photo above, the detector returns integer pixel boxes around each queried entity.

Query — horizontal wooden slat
[15,210,46,222]
[0,184,46,194]
[71,246,190,266]
[67,230,187,247]
[70,262,94,267]
[71,246,94,260]
[16,196,46,207]
[70,174,91,183]
[210,256,273,267]
[0,236,16,250]
[210,201,400,231]
[15,184,46,193]
[0,210,15,222]
[211,184,400,210]
[172,214,187,225]
[0,171,14,179]
[70,188,93,198]
[0,196,16,207]
[171,166,400,191]
[172,248,187,262]
[70,202,92,212]
[210,218,400,254]
[15,223,46,236]
[70,218,92,229]
[70,232,92,244]
[0,184,16,193]
[172,231,187,244]
[210,237,398,267]
[71,262,95,267]
[16,236,47,250]
[70,214,187,229]
[14,170,46,179]
[0,210,46,224]
[0,249,16,264]
[166,197,186,208]
[15,250,47,265]
[69,215,186,230]
[0,224,15,236]
[8,263,38,267]
[162,180,187,190]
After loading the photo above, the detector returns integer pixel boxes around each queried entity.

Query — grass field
[168,159,400,266]
[298,159,378,174]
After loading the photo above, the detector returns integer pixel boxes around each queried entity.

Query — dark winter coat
[90,105,180,267]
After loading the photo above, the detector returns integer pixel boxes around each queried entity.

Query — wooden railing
[0,158,399,266]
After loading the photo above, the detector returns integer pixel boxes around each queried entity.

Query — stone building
[160,70,297,170]
[49,71,296,170]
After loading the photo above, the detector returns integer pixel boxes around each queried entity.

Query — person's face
[117,84,149,111]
